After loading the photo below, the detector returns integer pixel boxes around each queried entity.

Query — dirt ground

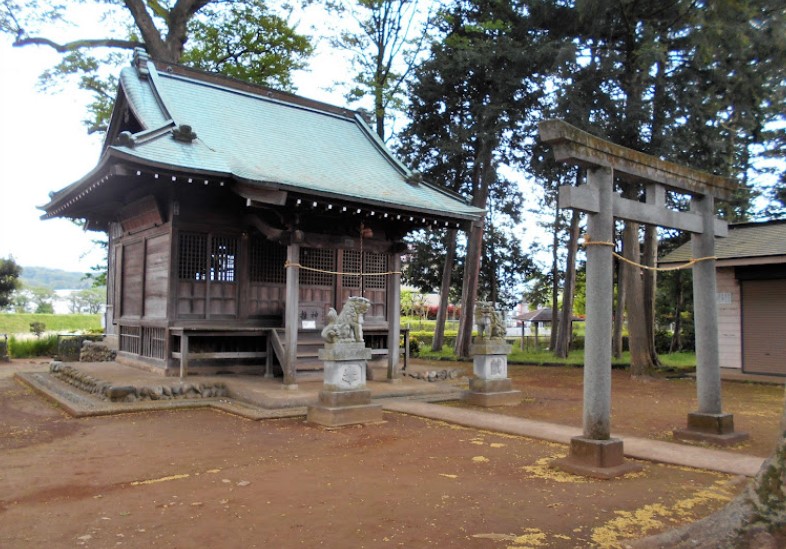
[457,361,785,459]
[0,359,783,548]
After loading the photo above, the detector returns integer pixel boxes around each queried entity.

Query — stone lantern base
[307,342,382,427]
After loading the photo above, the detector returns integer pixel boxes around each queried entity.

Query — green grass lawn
[418,343,696,371]
[0,313,102,336]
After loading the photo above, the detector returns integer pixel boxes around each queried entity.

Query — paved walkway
[383,400,765,477]
[14,360,767,479]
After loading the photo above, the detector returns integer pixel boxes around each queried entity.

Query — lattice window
[364,252,387,290]
[300,247,335,286]
[179,233,207,280]
[142,327,165,359]
[250,237,286,284]
[119,325,142,354]
[178,232,238,282]
[342,250,362,290]
[210,235,237,282]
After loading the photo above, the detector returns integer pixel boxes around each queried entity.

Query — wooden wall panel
[121,241,144,317]
[144,233,170,318]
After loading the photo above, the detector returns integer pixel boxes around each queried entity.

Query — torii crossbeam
[539,120,748,479]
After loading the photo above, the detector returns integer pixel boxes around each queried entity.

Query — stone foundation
[49,362,228,402]
[673,412,749,446]
[308,342,382,427]
[80,340,117,362]
[553,436,642,479]
[463,339,521,407]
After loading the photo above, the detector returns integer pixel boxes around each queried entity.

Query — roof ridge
[146,56,360,121]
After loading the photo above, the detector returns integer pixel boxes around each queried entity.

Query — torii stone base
[307,343,383,428]
[464,341,522,407]
[553,437,643,480]
[673,412,749,447]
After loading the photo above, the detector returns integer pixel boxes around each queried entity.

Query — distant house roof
[659,219,786,266]
[515,308,584,323]
[42,50,483,227]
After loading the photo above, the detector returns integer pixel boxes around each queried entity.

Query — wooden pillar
[387,252,402,382]
[284,243,300,388]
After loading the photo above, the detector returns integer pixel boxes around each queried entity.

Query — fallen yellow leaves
[590,478,736,547]
[521,455,590,484]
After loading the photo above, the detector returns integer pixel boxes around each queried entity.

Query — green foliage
[29,321,46,337]
[327,0,430,141]
[182,1,313,91]
[0,257,22,310]
[0,313,101,335]
[8,334,59,358]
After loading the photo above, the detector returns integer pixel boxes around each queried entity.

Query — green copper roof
[56,53,482,222]
[659,220,786,264]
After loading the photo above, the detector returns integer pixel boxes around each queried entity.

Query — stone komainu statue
[474,301,506,340]
[321,296,372,343]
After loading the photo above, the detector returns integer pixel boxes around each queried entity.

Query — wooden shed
[660,219,786,377]
[41,50,483,383]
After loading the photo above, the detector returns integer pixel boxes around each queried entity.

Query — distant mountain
[20,266,92,290]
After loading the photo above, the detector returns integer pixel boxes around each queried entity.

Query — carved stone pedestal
[673,412,749,447]
[553,437,642,479]
[464,340,522,407]
[307,342,382,428]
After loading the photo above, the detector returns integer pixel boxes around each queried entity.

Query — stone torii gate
[539,120,748,479]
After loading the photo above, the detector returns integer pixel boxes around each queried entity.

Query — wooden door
[741,278,786,376]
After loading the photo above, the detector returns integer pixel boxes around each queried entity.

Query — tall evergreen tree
[399,0,552,356]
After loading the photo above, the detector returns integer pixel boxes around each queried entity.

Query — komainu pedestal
[465,340,522,406]
[307,297,383,427]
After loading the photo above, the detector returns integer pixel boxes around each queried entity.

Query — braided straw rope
[582,235,716,272]
[283,261,402,276]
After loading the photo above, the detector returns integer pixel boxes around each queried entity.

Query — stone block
[553,436,642,479]
[319,389,372,407]
[470,341,512,357]
[464,389,522,407]
[472,354,509,380]
[673,412,749,446]
[323,360,367,391]
[468,377,513,393]
[319,342,372,361]
[307,403,384,428]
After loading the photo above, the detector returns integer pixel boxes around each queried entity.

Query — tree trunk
[613,257,626,358]
[456,218,484,357]
[669,271,684,353]
[550,207,561,352]
[432,229,457,352]
[633,386,786,548]
[623,221,658,377]
[642,224,660,365]
[554,210,580,358]
[455,144,492,358]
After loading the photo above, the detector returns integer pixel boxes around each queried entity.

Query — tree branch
[13,36,144,52]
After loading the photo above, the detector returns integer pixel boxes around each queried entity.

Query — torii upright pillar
[538,119,748,478]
